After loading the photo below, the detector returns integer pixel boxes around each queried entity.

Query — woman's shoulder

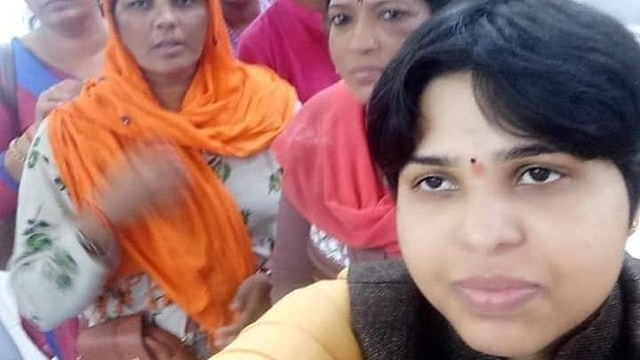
[621,254,640,288]
[271,81,358,158]
[302,81,355,111]
[614,255,640,356]
[620,254,640,302]
[213,277,362,360]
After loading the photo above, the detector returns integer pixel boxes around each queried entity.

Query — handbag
[77,314,153,360]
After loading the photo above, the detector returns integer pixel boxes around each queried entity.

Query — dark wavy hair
[367,0,640,217]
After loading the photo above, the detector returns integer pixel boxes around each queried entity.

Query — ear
[627,202,639,236]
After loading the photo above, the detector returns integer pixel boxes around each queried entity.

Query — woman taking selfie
[214,0,640,358]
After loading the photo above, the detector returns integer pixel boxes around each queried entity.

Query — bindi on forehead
[470,158,485,177]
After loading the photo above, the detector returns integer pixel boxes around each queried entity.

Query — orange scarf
[47,0,297,336]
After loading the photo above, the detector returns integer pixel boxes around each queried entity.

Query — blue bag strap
[44,330,64,360]
[12,38,60,98]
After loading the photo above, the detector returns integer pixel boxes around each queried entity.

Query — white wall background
[578,0,640,26]
[0,2,29,44]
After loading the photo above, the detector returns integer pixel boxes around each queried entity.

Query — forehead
[416,72,524,157]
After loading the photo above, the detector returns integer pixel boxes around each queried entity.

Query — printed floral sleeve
[9,119,109,331]
[207,150,283,264]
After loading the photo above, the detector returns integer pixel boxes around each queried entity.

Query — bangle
[76,228,118,268]
[77,229,108,258]
[256,267,272,277]
[79,202,119,266]
[7,138,26,162]
[84,201,117,235]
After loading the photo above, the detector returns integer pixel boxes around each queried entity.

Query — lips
[453,276,541,316]
[151,39,187,57]
[349,66,384,85]
[152,39,186,49]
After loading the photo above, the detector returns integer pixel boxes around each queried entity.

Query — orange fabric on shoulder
[47,0,297,336]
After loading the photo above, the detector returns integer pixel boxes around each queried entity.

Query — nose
[348,18,378,52]
[152,2,179,30]
[456,191,524,254]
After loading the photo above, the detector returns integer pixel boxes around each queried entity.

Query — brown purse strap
[78,314,153,360]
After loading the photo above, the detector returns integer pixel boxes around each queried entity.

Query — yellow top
[211,276,362,360]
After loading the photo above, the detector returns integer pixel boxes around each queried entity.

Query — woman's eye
[128,0,149,8]
[176,0,195,6]
[380,9,405,21]
[329,13,350,26]
[415,175,458,192]
[517,166,562,185]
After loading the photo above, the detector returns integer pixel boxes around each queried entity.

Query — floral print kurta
[9,120,283,358]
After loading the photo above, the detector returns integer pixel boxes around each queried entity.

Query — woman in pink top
[221,0,271,56]
[237,0,339,102]
[0,1,106,359]
[270,0,452,302]
[0,0,106,268]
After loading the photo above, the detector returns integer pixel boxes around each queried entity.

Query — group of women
[1,0,640,359]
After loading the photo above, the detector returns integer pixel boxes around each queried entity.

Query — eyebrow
[498,143,560,162]
[408,143,560,167]
[408,155,455,167]
[329,0,405,9]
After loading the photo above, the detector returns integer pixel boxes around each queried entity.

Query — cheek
[376,19,429,65]
[396,188,447,288]
[377,36,403,66]
[328,32,350,76]
[178,8,209,54]
[189,14,210,48]
[80,0,97,10]
[529,172,629,311]
[115,16,151,57]
[521,170,629,272]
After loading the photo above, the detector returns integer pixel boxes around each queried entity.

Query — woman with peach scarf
[8,0,296,358]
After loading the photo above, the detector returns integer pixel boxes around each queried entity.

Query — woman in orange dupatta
[8,0,296,358]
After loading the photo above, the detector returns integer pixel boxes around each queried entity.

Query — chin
[148,60,199,79]
[450,318,553,358]
[464,338,543,358]
[46,9,87,25]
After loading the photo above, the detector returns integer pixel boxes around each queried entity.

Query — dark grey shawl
[349,256,640,359]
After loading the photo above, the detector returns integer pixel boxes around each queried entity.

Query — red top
[238,0,339,102]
